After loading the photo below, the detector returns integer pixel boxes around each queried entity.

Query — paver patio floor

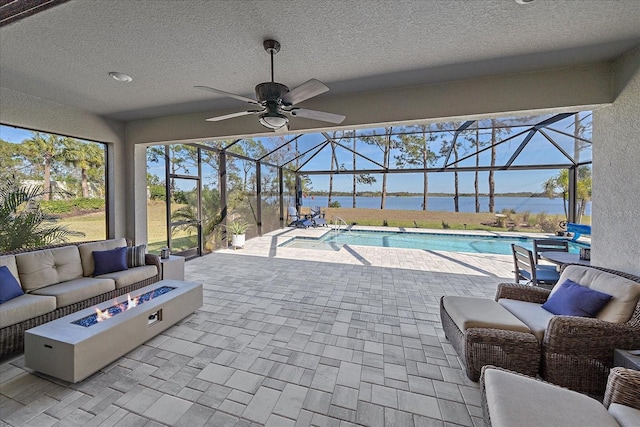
[1,228,517,426]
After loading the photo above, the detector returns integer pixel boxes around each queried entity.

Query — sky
[1,112,592,195]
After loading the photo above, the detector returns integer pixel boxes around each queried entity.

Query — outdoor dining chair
[533,238,569,261]
[511,244,560,286]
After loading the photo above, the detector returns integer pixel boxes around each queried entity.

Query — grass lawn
[57,203,574,252]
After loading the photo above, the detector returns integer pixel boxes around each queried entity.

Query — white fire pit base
[25,280,203,383]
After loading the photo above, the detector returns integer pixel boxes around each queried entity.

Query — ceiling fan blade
[205,110,261,122]
[281,79,329,106]
[288,108,346,124]
[195,86,260,105]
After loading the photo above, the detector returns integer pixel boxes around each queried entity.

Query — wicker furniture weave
[439,296,541,381]
[495,264,640,395]
[0,240,161,357]
[481,365,640,427]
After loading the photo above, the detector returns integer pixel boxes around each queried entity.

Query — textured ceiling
[1,0,639,122]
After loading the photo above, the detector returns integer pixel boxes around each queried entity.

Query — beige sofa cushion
[31,277,115,307]
[556,265,640,323]
[0,255,21,287]
[484,368,618,427]
[15,246,83,291]
[0,294,57,328]
[443,296,531,333]
[78,238,128,277]
[96,265,157,289]
[498,299,555,341]
[608,403,640,427]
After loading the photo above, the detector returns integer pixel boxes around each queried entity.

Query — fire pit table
[24,279,202,383]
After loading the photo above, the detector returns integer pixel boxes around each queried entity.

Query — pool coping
[277,225,591,252]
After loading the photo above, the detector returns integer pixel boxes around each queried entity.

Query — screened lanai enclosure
[146,112,592,257]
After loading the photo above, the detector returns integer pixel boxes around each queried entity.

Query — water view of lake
[298,196,591,216]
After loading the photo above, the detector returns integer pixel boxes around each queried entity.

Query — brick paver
[0,228,516,426]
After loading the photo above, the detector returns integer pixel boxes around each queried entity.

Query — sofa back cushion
[15,246,84,291]
[0,255,21,287]
[78,238,128,277]
[555,265,640,323]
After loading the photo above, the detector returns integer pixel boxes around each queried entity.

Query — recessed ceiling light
[108,72,133,83]
[515,0,535,4]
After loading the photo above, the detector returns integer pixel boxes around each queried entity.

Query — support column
[256,161,262,236]
[278,168,284,228]
[568,166,577,223]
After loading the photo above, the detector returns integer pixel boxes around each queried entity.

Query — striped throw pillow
[126,244,147,268]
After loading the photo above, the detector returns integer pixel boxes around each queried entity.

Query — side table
[614,349,640,370]
[159,255,185,280]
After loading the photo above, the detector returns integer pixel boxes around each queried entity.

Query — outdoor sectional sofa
[441,264,640,394]
[0,238,160,356]
[481,365,640,427]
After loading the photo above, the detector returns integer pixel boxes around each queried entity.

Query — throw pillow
[542,279,612,317]
[127,244,147,268]
[93,246,128,276]
[0,265,24,304]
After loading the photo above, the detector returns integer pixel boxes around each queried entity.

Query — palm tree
[22,132,65,200]
[61,139,105,198]
[0,180,84,251]
[543,167,592,222]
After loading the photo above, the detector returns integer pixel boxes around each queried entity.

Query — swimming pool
[280,229,589,255]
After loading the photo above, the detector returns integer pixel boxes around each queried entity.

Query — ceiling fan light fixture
[259,111,289,129]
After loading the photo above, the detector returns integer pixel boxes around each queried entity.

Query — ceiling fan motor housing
[255,82,289,104]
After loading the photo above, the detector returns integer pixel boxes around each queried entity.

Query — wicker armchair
[481,365,640,427]
[495,265,640,395]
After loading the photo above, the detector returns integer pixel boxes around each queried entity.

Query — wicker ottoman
[440,296,541,381]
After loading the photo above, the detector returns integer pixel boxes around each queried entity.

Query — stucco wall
[592,47,640,275]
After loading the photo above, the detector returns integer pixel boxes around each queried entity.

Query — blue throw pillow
[542,279,612,317]
[0,265,24,304]
[93,247,128,276]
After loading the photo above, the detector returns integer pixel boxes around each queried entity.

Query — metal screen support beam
[256,161,262,236]
[258,134,304,161]
[538,129,577,165]
[164,145,171,251]
[321,132,386,170]
[503,129,536,169]
[568,166,577,223]
[295,174,302,213]
[443,120,475,166]
[282,140,328,169]
[278,167,284,227]
[197,148,203,256]
[219,151,227,224]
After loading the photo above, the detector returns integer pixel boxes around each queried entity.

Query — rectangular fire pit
[25,280,203,383]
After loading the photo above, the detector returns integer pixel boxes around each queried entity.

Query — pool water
[280,230,588,255]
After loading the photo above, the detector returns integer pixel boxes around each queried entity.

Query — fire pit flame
[95,307,112,322]
[72,286,176,327]
[127,294,139,308]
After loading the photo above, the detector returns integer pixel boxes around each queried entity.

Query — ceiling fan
[195,39,346,132]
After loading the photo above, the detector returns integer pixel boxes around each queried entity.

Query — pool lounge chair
[310,206,327,227]
[287,207,312,228]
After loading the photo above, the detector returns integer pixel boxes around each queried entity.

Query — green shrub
[441,220,450,229]
[329,201,341,208]
[40,198,105,214]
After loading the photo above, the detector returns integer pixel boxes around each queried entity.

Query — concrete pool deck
[1,227,564,426]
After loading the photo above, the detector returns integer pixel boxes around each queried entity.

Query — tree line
[0,132,105,200]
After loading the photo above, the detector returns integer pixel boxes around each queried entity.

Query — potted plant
[227,219,250,249]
